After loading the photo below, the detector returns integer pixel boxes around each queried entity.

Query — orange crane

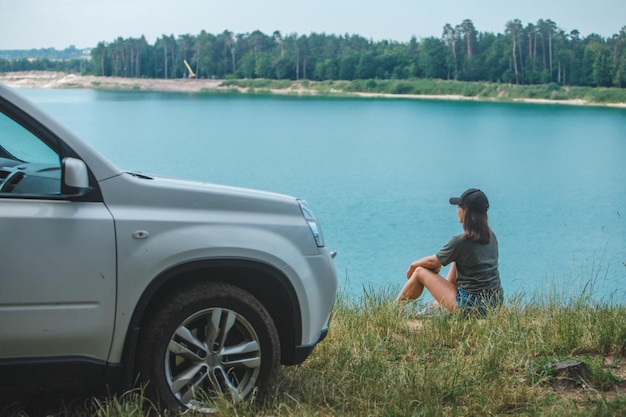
[183,60,196,78]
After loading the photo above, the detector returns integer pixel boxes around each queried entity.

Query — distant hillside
[0,46,91,60]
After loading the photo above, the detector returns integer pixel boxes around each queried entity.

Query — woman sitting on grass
[397,188,503,317]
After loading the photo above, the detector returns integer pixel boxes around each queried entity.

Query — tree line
[2,18,625,88]
[0,45,90,60]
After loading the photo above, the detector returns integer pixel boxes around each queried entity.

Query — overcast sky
[1,0,624,50]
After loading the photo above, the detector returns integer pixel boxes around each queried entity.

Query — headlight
[298,200,325,247]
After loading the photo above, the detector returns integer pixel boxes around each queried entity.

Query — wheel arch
[120,258,302,388]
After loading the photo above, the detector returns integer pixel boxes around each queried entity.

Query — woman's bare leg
[397,266,458,311]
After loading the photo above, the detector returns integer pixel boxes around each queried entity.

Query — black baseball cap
[449,188,489,212]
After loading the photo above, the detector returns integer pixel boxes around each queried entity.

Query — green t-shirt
[436,230,502,294]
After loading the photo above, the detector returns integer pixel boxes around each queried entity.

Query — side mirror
[62,157,91,195]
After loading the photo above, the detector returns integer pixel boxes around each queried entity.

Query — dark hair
[462,207,491,244]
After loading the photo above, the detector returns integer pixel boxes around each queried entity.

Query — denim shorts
[456,288,503,318]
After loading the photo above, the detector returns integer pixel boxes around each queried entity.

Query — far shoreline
[1,71,625,109]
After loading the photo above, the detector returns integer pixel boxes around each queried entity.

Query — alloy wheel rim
[164,307,262,409]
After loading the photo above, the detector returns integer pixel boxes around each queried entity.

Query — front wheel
[136,282,280,411]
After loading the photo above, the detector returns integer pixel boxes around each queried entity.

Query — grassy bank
[2,288,625,416]
[2,72,625,106]
[221,78,626,105]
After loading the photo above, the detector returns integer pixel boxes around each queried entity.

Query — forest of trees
[2,18,625,88]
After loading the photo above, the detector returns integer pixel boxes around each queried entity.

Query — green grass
[2,286,624,416]
[217,78,626,105]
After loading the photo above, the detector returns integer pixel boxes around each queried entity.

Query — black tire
[136,282,280,411]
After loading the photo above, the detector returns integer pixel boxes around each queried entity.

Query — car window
[0,112,59,163]
[0,111,62,196]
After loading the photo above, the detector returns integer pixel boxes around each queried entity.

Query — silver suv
[0,84,337,411]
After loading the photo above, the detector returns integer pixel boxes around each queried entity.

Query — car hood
[99,171,301,216]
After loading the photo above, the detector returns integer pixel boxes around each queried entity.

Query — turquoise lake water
[18,88,626,303]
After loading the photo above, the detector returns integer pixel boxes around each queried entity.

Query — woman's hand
[406,255,442,279]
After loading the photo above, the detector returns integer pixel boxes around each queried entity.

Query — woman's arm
[406,255,442,279]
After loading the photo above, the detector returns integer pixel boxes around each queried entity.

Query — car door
[0,109,116,362]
